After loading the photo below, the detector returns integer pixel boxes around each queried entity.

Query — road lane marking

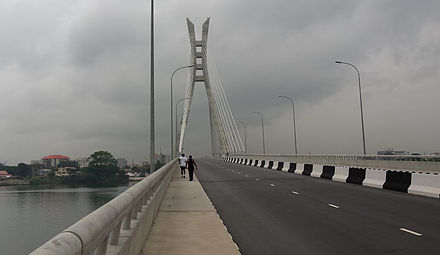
[270,184,276,187]
[328,204,340,209]
[400,228,423,236]
[291,191,299,195]
[255,178,259,181]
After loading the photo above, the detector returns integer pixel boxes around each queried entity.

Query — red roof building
[42,155,70,160]
[42,155,70,168]
[0,170,12,178]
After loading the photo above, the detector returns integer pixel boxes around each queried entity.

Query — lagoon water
[0,184,131,255]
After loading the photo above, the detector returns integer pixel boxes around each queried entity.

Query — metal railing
[229,154,440,173]
[30,159,178,255]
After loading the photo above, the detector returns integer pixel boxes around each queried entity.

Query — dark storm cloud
[0,0,439,164]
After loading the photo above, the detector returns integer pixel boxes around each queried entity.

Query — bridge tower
[178,18,244,155]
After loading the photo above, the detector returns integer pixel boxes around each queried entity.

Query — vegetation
[30,151,128,187]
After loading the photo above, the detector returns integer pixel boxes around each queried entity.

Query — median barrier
[383,170,411,192]
[287,163,296,173]
[320,166,335,180]
[346,168,366,185]
[311,165,323,178]
[281,162,290,172]
[276,162,284,171]
[302,164,313,176]
[333,166,349,182]
[268,161,274,169]
[363,169,386,189]
[408,173,440,198]
[295,164,304,175]
[225,156,439,199]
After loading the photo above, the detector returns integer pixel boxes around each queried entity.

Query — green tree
[16,163,32,178]
[81,151,127,185]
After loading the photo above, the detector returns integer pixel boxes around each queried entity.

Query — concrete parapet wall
[223,155,439,199]
[31,160,178,255]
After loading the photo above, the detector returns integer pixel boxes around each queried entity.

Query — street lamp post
[253,112,266,154]
[170,65,194,159]
[278,96,298,154]
[335,61,366,155]
[239,121,247,154]
[175,97,190,156]
[150,0,155,173]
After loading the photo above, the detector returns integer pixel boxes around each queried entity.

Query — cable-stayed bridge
[31,18,439,255]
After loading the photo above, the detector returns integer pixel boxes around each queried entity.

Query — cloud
[1,0,440,165]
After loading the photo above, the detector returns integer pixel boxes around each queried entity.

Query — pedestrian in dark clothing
[186,155,198,181]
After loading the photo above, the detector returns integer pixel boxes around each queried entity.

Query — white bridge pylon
[178,18,244,155]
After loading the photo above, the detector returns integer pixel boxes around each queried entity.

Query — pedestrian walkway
[142,169,240,255]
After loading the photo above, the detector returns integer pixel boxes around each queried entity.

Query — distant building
[37,169,52,176]
[153,154,171,164]
[76,157,90,169]
[55,167,76,176]
[377,149,409,155]
[42,155,70,169]
[0,170,12,179]
[117,158,127,169]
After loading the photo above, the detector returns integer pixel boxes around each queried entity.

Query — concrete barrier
[286,163,295,173]
[363,169,386,189]
[281,162,290,172]
[311,165,323,178]
[408,173,440,198]
[267,161,274,169]
[294,163,303,175]
[346,168,366,185]
[302,164,313,176]
[31,160,177,255]
[276,162,284,171]
[320,166,335,180]
[333,166,349,182]
[383,170,411,192]
[225,156,439,199]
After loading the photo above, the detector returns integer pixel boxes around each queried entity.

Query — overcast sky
[1,0,439,165]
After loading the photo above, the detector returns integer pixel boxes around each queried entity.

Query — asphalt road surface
[195,158,440,255]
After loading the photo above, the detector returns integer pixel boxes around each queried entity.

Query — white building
[76,157,90,169]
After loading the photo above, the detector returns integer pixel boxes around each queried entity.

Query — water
[0,184,132,255]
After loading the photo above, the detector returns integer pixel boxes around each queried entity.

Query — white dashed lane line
[270,184,276,187]
[328,204,340,209]
[291,191,299,195]
[400,228,423,236]
[255,179,259,181]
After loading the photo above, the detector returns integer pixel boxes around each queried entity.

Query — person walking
[178,153,187,178]
[186,155,198,181]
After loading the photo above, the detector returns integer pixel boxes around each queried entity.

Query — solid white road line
[270,184,276,187]
[328,204,340,209]
[291,191,299,195]
[399,228,423,236]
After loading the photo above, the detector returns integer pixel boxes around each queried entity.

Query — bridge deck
[142,168,240,255]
